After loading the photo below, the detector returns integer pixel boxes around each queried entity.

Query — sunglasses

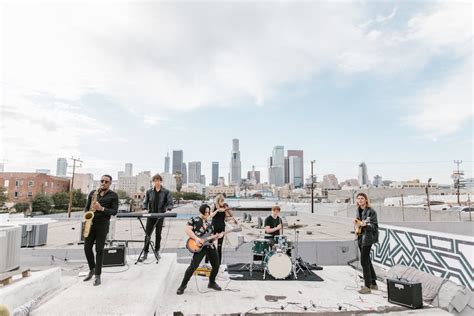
[100,180,110,183]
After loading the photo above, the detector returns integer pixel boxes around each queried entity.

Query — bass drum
[266,252,292,279]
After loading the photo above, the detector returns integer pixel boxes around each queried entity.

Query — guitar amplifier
[387,278,423,309]
[103,245,127,267]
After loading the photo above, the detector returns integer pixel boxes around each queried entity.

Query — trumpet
[83,187,101,238]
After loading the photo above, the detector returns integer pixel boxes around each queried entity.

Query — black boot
[138,252,148,262]
[83,269,94,282]
[208,282,222,291]
[176,284,186,295]
[93,275,101,286]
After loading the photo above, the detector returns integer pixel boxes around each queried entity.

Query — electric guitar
[186,227,242,253]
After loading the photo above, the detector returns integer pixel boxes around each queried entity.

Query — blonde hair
[214,194,225,208]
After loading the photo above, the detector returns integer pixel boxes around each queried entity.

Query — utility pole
[401,185,405,222]
[311,160,315,214]
[453,160,463,206]
[426,178,432,221]
[67,157,83,218]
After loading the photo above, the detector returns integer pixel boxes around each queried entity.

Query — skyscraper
[287,150,304,186]
[284,157,289,184]
[212,162,219,186]
[56,158,68,177]
[269,146,284,186]
[247,165,261,184]
[164,153,170,173]
[358,162,369,186]
[181,162,187,184]
[289,156,303,188]
[172,150,183,174]
[125,163,133,177]
[373,175,383,187]
[0,163,4,173]
[188,161,202,184]
[200,175,206,185]
[230,139,241,185]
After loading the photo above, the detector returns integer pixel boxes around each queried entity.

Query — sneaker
[370,284,378,290]
[358,286,371,294]
[208,282,222,291]
[176,285,186,295]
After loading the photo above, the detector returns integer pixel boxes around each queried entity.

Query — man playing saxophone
[83,174,118,286]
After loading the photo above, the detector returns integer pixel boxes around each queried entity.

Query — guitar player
[176,204,224,295]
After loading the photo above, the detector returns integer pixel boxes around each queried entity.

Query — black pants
[84,220,109,275]
[359,243,377,287]
[205,236,224,265]
[180,246,219,287]
[144,217,164,253]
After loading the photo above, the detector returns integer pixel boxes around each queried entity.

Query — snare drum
[264,252,292,279]
[252,239,270,255]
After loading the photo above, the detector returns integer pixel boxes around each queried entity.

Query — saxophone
[83,187,101,238]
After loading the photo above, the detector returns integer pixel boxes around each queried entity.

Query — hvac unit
[0,225,21,273]
[21,223,49,247]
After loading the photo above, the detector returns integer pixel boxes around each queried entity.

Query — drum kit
[246,227,310,280]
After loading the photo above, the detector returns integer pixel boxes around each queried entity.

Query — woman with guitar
[177,204,224,295]
[354,192,379,294]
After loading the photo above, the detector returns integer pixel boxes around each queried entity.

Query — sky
[0,0,472,185]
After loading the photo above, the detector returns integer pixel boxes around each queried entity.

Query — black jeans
[84,220,109,275]
[144,217,164,253]
[180,246,220,287]
[359,243,377,287]
[205,237,224,265]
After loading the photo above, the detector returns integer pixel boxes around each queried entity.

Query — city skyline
[1,1,471,185]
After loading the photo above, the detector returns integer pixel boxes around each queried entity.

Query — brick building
[0,172,70,203]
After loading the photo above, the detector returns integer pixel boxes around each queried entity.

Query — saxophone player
[83,175,118,286]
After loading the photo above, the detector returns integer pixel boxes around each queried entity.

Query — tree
[174,172,183,193]
[0,186,7,207]
[52,192,69,209]
[72,189,87,208]
[116,189,129,200]
[32,194,53,214]
[14,202,30,213]
[139,186,146,193]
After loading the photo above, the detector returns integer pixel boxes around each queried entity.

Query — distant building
[460,178,474,189]
[117,176,137,195]
[73,173,94,194]
[164,153,170,173]
[125,163,133,177]
[181,162,187,184]
[0,172,70,203]
[188,161,202,184]
[358,162,369,186]
[172,150,183,174]
[182,184,206,195]
[212,162,219,186]
[160,172,177,192]
[247,165,261,184]
[284,156,289,184]
[206,186,236,198]
[322,174,339,190]
[56,158,68,177]
[35,169,51,175]
[230,139,242,185]
[200,175,206,185]
[340,179,360,188]
[289,156,304,188]
[373,175,383,187]
[0,163,4,172]
[117,171,125,179]
[390,179,439,189]
[287,150,304,186]
[136,171,151,192]
[218,177,226,186]
[269,146,285,186]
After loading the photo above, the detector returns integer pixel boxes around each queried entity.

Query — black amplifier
[387,278,423,309]
[103,245,127,267]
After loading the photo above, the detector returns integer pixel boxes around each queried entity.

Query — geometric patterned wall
[372,224,474,291]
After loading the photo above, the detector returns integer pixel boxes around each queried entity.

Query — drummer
[264,205,283,245]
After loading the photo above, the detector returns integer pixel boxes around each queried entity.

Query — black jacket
[357,206,379,247]
[84,189,119,222]
[142,187,173,213]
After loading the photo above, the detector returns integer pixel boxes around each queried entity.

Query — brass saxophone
[83,187,101,238]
